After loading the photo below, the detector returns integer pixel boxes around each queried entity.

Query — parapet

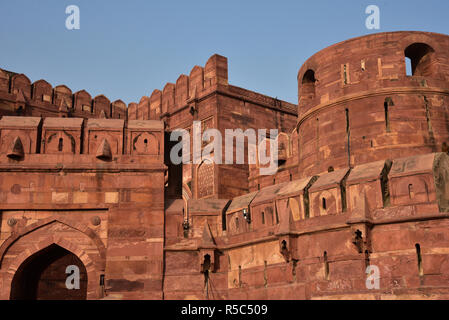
[388,153,443,209]
[308,167,350,217]
[129,54,228,120]
[227,191,258,215]
[0,68,127,119]
[346,160,391,213]
[0,116,41,156]
[126,120,164,156]
[42,117,84,154]
[85,118,125,157]
[297,31,449,116]
[0,116,165,161]
[187,198,230,238]
[224,152,449,237]
[0,116,41,128]
[129,54,297,121]
[276,176,317,221]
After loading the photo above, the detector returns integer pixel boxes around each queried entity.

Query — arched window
[302,69,316,84]
[301,69,316,98]
[404,43,435,77]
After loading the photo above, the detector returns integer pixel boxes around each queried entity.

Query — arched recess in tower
[404,43,435,77]
[301,69,316,97]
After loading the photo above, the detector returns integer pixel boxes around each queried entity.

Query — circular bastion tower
[296,31,449,177]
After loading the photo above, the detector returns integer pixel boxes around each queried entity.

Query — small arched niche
[132,132,159,155]
[301,69,316,98]
[404,43,435,77]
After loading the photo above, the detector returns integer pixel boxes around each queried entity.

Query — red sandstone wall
[127,54,297,200]
[162,32,449,300]
[163,152,449,300]
[0,117,166,299]
[2,32,449,300]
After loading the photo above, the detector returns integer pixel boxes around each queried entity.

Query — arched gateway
[0,218,106,300]
[10,244,88,300]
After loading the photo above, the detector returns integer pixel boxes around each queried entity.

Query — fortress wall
[0,116,166,299]
[296,31,449,177]
[0,70,126,119]
[163,152,449,300]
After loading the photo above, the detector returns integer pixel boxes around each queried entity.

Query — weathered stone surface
[1,31,449,300]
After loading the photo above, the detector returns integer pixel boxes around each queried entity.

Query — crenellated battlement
[128,54,296,122]
[128,54,228,121]
[297,31,449,117]
[0,69,127,120]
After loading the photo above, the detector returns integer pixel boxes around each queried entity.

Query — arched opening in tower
[301,69,316,99]
[10,244,88,300]
[404,43,435,77]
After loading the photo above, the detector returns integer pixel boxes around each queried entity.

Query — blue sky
[0,0,447,105]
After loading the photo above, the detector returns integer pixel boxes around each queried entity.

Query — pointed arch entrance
[0,218,106,300]
[10,244,88,300]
